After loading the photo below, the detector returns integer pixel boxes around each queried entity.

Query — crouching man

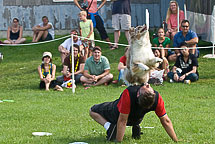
[89,83,178,142]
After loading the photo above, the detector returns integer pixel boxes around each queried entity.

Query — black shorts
[91,102,119,124]
[39,80,57,89]
[40,33,53,41]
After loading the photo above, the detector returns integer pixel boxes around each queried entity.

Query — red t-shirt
[117,89,166,117]
[119,56,126,66]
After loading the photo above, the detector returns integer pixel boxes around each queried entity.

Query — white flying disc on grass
[144,127,154,129]
[32,132,52,136]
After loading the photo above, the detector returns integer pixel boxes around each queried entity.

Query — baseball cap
[93,46,101,52]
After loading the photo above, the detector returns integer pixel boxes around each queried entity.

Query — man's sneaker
[184,80,191,84]
[170,79,174,83]
[106,124,117,141]
[132,125,141,139]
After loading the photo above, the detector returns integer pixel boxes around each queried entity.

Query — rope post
[177,6,180,32]
[184,3,187,20]
[71,34,75,93]
[213,43,215,57]
[146,9,149,30]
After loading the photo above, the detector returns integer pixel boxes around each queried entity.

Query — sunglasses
[182,25,189,28]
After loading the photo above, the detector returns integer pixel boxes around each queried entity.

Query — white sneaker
[170,79,174,83]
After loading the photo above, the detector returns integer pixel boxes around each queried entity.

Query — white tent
[185,0,215,58]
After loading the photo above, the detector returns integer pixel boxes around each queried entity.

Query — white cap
[42,52,52,59]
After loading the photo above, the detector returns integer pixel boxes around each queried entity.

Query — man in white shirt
[32,16,54,42]
[58,30,83,64]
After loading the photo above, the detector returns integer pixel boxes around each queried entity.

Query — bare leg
[35,31,45,42]
[42,31,49,40]
[45,74,51,91]
[60,53,67,64]
[171,31,177,40]
[32,30,38,42]
[165,31,171,39]
[105,37,113,47]
[189,46,196,55]
[89,110,107,126]
[84,47,89,61]
[124,30,130,45]
[94,74,113,86]
[3,40,12,44]
[15,38,26,44]
[114,30,120,48]
[80,76,94,84]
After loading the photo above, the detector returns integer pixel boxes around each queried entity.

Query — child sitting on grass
[38,52,63,91]
[79,11,95,61]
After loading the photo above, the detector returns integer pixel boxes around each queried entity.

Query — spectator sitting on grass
[167,43,199,84]
[153,28,177,62]
[38,52,63,91]
[112,47,129,85]
[32,16,54,42]
[152,49,169,81]
[4,18,26,44]
[57,44,87,85]
[58,30,83,64]
[81,46,113,89]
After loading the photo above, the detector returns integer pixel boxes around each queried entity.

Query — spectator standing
[38,52,63,91]
[74,0,113,49]
[81,46,113,88]
[4,18,26,44]
[166,0,185,40]
[173,20,199,57]
[58,30,83,64]
[32,16,54,42]
[111,0,131,49]
[167,43,199,84]
[79,11,94,61]
[89,84,178,142]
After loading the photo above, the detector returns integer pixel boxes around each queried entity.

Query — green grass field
[0,33,215,144]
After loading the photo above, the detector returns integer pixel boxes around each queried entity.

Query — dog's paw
[137,63,149,71]
[155,57,163,63]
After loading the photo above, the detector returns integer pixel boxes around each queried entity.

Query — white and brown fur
[123,25,163,85]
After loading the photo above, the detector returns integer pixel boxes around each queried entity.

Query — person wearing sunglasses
[173,20,199,57]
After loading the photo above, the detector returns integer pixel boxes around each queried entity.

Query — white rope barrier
[0,35,70,46]
[151,46,214,50]
[0,33,214,50]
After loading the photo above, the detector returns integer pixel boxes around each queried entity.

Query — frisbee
[144,127,154,129]
[32,132,52,136]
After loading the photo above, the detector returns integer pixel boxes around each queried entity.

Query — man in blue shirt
[111,0,131,49]
[173,20,199,57]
